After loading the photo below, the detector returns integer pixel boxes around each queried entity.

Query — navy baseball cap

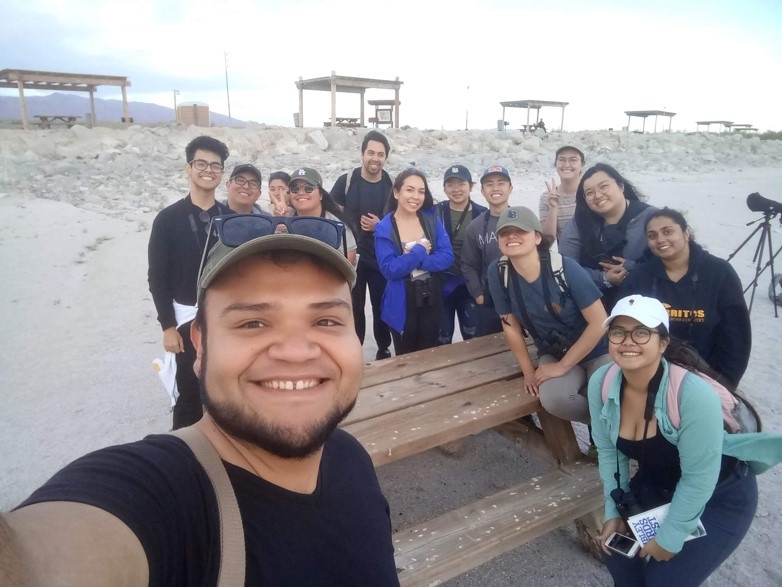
[480,165,511,184]
[444,164,472,183]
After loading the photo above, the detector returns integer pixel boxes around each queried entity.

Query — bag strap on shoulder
[170,427,246,587]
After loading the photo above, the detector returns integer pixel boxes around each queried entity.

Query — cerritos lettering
[662,303,706,322]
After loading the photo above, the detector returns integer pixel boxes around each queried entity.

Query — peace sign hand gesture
[545,179,559,209]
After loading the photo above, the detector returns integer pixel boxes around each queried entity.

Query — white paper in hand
[628,503,707,546]
[152,352,179,408]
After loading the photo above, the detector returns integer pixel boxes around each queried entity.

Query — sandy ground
[1,166,781,585]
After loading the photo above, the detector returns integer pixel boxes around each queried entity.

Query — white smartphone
[605,532,640,558]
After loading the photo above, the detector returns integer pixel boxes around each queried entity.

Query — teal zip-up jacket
[588,359,782,553]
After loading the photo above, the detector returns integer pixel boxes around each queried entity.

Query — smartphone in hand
[605,532,640,558]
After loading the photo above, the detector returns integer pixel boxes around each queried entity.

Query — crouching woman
[487,206,610,424]
[590,294,782,586]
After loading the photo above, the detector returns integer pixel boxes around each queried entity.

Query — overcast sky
[3,0,781,131]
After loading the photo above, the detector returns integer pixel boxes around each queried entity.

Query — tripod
[728,210,782,316]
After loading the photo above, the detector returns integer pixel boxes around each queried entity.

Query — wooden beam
[345,379,541,467]
[359,88,365,127]
[394,462,604,586]
[121,85,130,125]
[298,76,304,128]
[330,71,336,128]
[17,81,29,131]
[394,78,400,128]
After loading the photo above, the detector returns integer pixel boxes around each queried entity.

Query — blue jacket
[375,210,454,333]
[589,358,782,553]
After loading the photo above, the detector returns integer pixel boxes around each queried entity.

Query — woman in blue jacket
[375,169,454,355]
[620,207,751,390]
[590,295,782,586]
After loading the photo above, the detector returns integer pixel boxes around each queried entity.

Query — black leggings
[391,279,442,355]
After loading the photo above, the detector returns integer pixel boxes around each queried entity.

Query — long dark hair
[645,207,695,243]
[291,182,356,235]
[655,325,732,389]
[573,163,645,260]
[385,169,435,214]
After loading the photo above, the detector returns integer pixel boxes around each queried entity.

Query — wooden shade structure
[624,110,676,133]
[295,71,402,128]
[0,69,131,130]
[500,99,569,131]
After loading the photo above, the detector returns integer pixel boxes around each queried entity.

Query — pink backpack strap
[666,364,687,428]
[601,363,621,403]
[665,364,740,431]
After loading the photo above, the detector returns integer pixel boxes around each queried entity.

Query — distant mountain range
[0,92,245,126]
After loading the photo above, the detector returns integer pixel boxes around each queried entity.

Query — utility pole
[173,90,179,123]
[465,85,470,130]
[224,52,232,124]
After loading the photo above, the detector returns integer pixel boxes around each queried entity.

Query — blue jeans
[604,462,758,586]
[438,284,477,345]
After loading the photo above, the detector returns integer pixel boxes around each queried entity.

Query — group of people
[3,131,782,587]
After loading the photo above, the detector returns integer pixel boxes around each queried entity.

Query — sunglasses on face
[198,214,347,282]
[290,184,317,194]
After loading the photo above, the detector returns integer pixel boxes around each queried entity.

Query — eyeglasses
[198,214,347,283]
[231,176,261,190]
[290,184,316,194]
[189,159,225,173]
[557,156,581,165]
[584,179,617,200]
[607,326,658,345]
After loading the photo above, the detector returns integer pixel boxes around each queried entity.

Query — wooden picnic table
[344,334,604,585]
[323,116,361,128]
[34,115,79,129]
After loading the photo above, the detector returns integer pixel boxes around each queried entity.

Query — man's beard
[197,333,356,459]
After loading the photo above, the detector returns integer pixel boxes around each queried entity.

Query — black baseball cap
[230,164,262,183]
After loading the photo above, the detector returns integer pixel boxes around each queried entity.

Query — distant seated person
[267,170,294,216]
[224,164,268,215]
[620,207,751,390]
[289,167,357,265]
[536,119,547,132]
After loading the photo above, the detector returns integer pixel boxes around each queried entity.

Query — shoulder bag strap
[170,426,246,587]
[508,264,541,341]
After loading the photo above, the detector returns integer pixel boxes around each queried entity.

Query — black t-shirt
[19,430,399,587]
[332,169,392,268]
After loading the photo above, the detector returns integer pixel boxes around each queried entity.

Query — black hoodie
[620,242,751,388]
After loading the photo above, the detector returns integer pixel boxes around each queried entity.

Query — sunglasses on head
[198,214,347,282]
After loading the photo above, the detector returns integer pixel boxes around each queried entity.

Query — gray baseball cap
[495,206,542,233]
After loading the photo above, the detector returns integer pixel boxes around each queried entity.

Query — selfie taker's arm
[1,503,148,587]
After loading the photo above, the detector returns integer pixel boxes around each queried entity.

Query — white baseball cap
[603,295,670,330]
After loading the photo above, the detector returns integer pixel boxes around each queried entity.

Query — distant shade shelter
[624,110,676,133]
[295,72,402,129]
[499,100,569,131]
[696,120,734,133]
[0,68,131,130]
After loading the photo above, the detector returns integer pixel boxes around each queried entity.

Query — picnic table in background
[344,333,604,585]
[34,115,79,129]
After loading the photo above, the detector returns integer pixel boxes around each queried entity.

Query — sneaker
[375,348,392,361]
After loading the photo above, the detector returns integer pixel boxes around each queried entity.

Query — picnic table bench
[34,115,79,129]
[344,334,604,585]
[323,116,361,128]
